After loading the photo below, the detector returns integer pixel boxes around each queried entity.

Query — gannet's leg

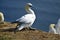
[14,25,24,34]
[29,27,36,30]
[18,26,24,31]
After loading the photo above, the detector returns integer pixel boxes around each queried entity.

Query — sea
[0,0,60,32]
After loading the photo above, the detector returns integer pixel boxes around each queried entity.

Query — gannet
[56,18,60,34]
[0,12,4,23]
[49,24,58,34]
[11,3,36,32]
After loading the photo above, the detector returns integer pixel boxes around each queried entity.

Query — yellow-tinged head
[50,24,55,28]
[26,3,32,8]
[25,3,32,11]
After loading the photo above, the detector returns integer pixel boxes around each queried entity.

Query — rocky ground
[0,22,60,40]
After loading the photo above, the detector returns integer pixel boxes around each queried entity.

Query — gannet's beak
[29,5,32,7]
[26,3,32,7]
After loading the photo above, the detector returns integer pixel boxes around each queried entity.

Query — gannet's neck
[52,27,57,33]
[25,6,35,14]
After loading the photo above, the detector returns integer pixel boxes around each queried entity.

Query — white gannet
[0,12,4,23]
[12,3,36,32]
[56,18,60,34]
[49,24,58,34]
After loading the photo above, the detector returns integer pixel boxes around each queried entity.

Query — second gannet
[49,24,58,34]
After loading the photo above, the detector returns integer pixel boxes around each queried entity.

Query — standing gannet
[56,18,60,34]
[11,3,36,32]
[49,24,58,34]
[0,12,4,24]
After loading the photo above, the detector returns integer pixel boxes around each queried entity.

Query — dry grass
[0,22,60,40]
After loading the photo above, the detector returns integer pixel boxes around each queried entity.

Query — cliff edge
[0,22,60,40]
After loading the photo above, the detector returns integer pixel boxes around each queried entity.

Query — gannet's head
[50,24,55,28]
[26,3,32,7]
[25,3,32,9]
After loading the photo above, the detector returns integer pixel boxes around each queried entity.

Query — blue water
[0,0,60,32]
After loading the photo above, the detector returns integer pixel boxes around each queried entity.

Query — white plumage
[49,19,60,34]
[55,18,60,34]
[14,3,36,31]
[49,24,58,34]
[0,12,4,23]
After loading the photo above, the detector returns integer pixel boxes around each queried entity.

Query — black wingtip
[11,21,19,24]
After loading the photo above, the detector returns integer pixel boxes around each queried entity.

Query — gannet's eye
[54,26,55,28]
[29,5,32,7]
